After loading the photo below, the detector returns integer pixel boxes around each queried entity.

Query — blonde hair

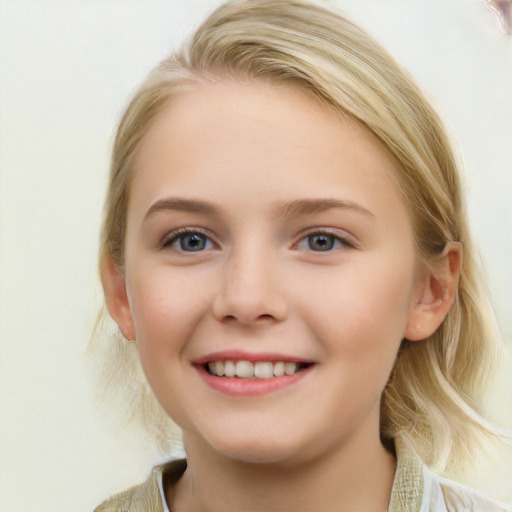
[92,0,504,472]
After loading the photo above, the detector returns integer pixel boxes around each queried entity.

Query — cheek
[127,267,214,350]
[297,258,415,356]
[125,269,215,427]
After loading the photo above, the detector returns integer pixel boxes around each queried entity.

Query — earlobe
[101,257,136,341]
[404,243,462,342]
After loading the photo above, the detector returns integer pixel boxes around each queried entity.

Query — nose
[212,247,288,326]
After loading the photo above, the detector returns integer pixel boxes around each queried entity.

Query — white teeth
[207,360,303,378]
[273,361,285,377]
[284,362,296,376]
[214,360,225,377]
[235,360,254,378]
[254,361,274,379]
[224,360,236,377]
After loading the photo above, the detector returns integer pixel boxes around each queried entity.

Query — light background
[0,1,511,510]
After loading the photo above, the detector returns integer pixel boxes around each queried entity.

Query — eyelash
[160,227,217,252]
[295,228,357,252]
[160,227,357,253]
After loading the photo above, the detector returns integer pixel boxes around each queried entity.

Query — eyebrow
[144,198,220,220]
[273,198,375,219]
[144,197,374,221]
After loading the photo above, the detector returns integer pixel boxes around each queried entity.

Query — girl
[93,0,511,510]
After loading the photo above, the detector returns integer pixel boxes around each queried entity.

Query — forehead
[130,81,408,227]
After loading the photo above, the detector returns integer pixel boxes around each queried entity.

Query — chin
[207,430,308,466]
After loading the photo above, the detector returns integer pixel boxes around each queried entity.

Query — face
[111,81,428,465]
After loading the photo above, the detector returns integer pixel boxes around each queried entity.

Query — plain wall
[0,1,511,510]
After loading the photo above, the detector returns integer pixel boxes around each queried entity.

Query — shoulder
[389,440,511,512]
[94,459,186,512]
[93,469,162,512]
[427,470,512,512]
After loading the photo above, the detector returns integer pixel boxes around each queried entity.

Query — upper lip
[192,350,315,365]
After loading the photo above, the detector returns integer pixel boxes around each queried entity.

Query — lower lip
[195,365,314,397]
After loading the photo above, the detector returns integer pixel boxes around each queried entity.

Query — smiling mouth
[204,360,312,379]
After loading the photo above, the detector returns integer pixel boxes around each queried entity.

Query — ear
[101,257,136,341]
[404,242,462,342]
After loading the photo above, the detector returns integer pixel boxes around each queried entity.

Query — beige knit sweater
[95,447,511,512]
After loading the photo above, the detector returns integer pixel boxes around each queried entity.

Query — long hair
[92,0,504,472]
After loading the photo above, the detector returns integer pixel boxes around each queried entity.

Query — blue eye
[165,231,215,252]
[297,231,352,252]
[306,234,338,251]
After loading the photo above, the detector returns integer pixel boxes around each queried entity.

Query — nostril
[221,313,274,323]
[213,289,288,325]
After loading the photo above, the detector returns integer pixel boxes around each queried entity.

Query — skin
[104,81,460,511]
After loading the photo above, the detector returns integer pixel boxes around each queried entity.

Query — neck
[169,426,396,512]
